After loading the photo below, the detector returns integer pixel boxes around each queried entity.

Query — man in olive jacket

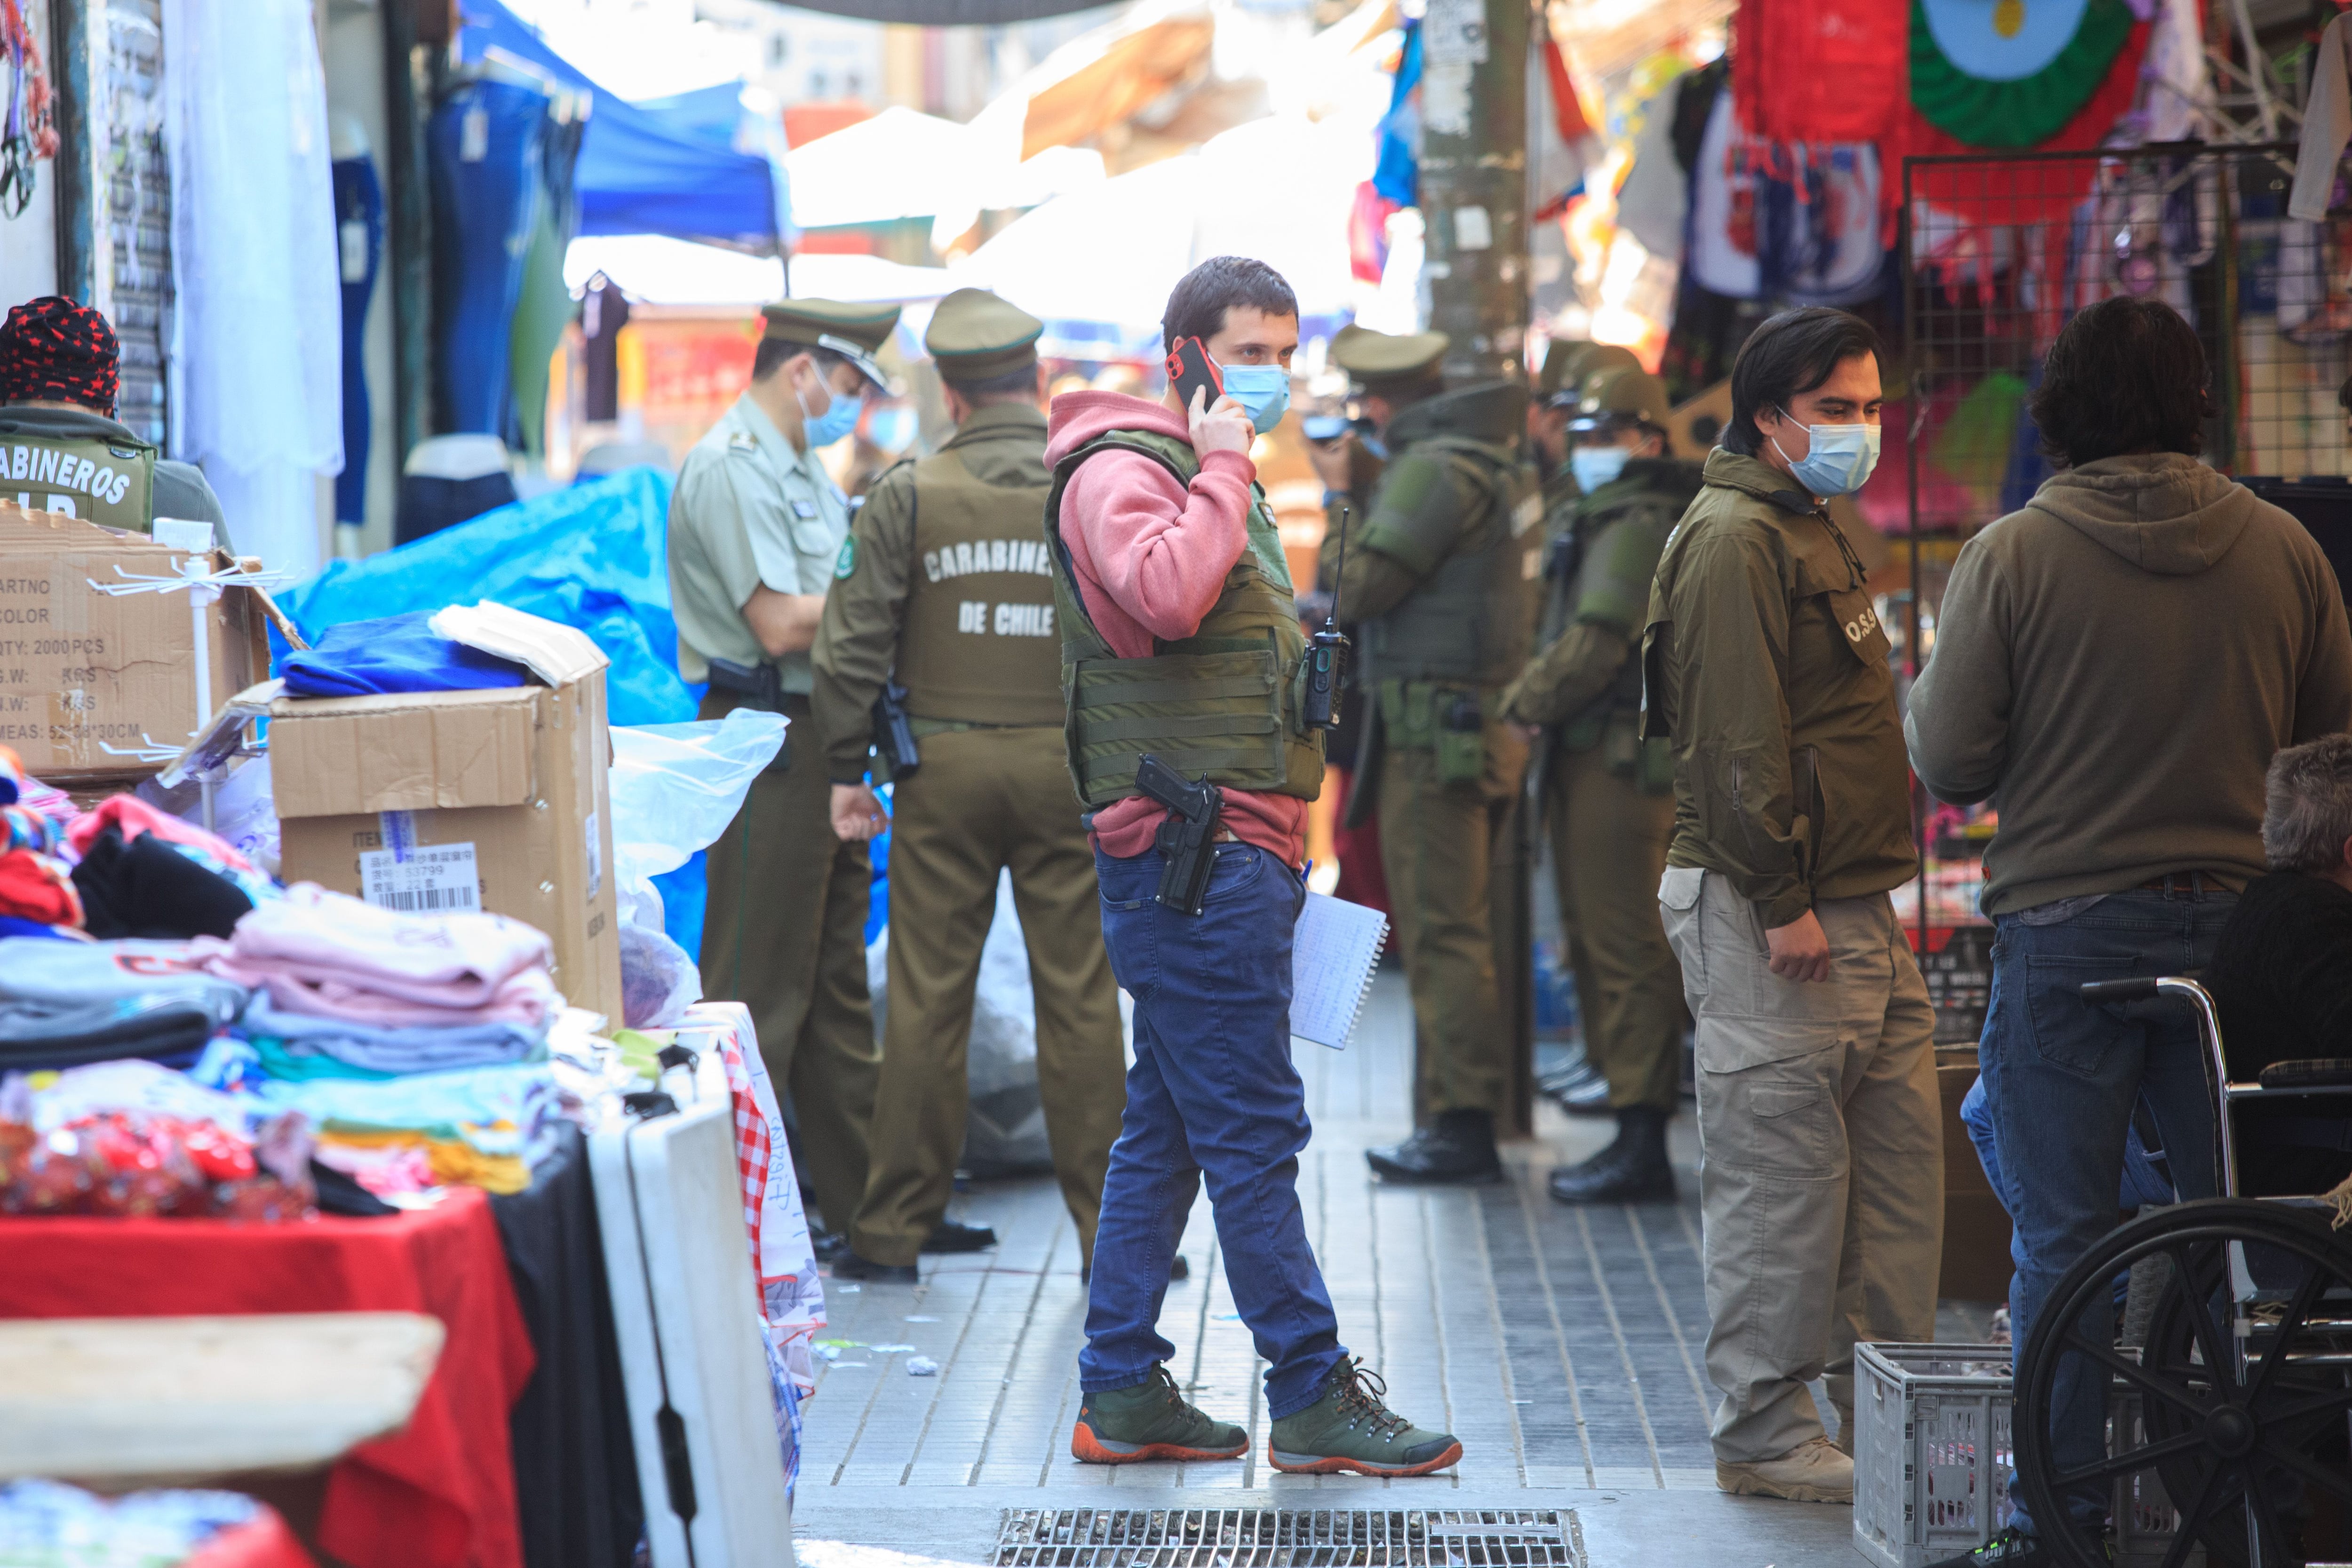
[1643,307,1941,1506]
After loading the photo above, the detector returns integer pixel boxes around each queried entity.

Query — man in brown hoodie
[1906,296,2352,1568]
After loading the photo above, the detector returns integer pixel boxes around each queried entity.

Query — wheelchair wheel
[2016,1199,2352,1568]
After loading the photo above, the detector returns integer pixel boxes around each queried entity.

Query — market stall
[0,560,811,1568]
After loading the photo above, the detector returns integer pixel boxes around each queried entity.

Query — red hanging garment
[1732,0,1908,145]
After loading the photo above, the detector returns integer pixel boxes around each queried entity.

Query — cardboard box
[268,612,622,1024]
[0,502,274,777]
[1938,1050,2015,1302]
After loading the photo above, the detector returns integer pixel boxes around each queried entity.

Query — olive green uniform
[1640,447,1940,1465]
[810,402,1128,1269]
[0,404,231,546]
[1337,381,1543,1119]
[1498,457,1699,1114]
[669,390,880,1234]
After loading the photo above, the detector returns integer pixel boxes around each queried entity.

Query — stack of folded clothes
[0,939,251,1072]
[197,884,561,1197]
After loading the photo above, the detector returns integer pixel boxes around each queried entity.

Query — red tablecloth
[184,1509,319,1568]
[0,1190,535,1568]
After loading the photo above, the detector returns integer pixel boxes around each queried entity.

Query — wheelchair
[2016,976,2352,1568]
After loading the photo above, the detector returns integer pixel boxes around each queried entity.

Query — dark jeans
[1979,890,2231,1536]
[1078,842,1347,1420]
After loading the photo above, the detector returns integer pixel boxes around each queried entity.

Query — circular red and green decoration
[1911,0,2137,148]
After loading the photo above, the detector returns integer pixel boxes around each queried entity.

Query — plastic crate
[1852,1343,2188,1568]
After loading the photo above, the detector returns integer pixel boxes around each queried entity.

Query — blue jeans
[1958,1076,2176,1219]
[1079,843,1347,1419]
[1979,890,2231,1536]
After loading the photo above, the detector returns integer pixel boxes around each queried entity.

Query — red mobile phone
[1165,336,1223,413]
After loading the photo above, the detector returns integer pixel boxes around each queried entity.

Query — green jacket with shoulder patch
[1640,448,1912,928]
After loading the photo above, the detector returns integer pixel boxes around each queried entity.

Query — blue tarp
[279,468,697,729]
[459,1,784,249]
[279,468,712,955]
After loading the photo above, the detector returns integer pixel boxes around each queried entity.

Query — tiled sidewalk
[799,971,1732,1496]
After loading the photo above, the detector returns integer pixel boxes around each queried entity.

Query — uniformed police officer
[1499,367,1698,1205]
[0,296,229,541]
[1323,325,1543,1186]
[810,290,1128,1284]
[667,298,897,1246]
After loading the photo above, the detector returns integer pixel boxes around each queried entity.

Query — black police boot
[1547,1106,1675,1204]
[1366,1110,1502,1185]
[921,1220,999,1253]
[832,1249,920,1284]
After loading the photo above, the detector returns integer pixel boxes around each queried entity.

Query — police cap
[1570,366,1672,433]
[1331,323,1448,395]
[1535,337,1585,400]
[924,288,1043,382]
[761,298,901,389]
[1547,343,1640,409]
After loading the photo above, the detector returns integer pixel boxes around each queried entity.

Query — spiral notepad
[1290,891,1389,1050]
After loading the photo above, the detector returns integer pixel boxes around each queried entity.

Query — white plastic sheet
[608,711,788,921]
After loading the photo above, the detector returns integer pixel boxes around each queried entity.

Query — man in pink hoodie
[1043,257,1461,1478]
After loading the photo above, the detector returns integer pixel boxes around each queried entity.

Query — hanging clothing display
[2291,13,2351,222]
[579,274,629,424]
[333,153,383,527]
[1732,0,1906,145]
[1613,76,1689,263]
[162,0,343,577]
[429,76,549,438]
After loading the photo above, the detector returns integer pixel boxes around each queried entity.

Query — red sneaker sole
[1265,1440,1464,1477]
[1069,1422,1247,1465]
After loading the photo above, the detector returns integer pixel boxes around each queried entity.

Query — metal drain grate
[992,1509,1580,1568]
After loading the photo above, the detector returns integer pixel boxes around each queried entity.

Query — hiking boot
[1547,1107,1676,1203]
[1366,1110,1502,1185]
[1267,1358,1462,1477]
[1714,1436,1853,1503]
[1071,1365,1246,1464]
[1924,1527,2071,1567]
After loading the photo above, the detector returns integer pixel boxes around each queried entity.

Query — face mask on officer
[1755,349,1884,499]
[796,360,864,449]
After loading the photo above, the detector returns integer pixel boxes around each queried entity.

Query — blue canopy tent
[459,1,786,250]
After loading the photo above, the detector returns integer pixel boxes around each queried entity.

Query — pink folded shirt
[197,883,559,1028]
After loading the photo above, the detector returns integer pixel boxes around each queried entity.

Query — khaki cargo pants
[1657,866,1943,1465]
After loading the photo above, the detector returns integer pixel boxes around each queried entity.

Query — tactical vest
[0,426,157,530]
[1358,433,1543,689]
[1548,465,1700,790]
[1043,427,1324,809]
[896,445,1065,727]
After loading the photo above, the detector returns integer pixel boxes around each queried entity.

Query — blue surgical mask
[1570,446,1631,493]
[1772,419,1881,497]
[799,381,864,449]
[868,405,917,453]
[1216,363,1290,433]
